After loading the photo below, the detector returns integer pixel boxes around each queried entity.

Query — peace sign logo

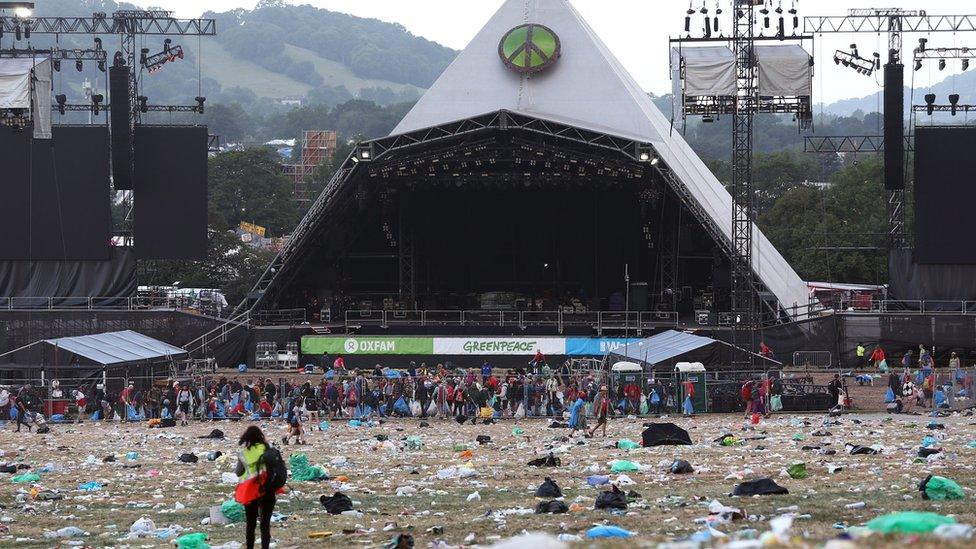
[498,24,561,75]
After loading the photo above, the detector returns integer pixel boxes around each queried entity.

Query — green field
[192,42,425,100]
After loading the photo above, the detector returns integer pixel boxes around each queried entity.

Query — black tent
[641,422,693,446]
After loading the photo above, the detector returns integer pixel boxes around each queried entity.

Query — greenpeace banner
[433,337,566,356]
[301,336,433,355]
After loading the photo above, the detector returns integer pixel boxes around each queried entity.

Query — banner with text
[301,336,433,355]
[565,338,643,356]
[302,336,643,356]
[432,337,566,356]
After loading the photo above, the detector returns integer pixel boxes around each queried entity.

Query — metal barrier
[342,309,680,332]
[250,308,306,326]
[792,351,832,368]
[834,299,976,315]
[0,296,227,316]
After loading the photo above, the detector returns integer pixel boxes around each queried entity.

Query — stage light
[850,44,858,57]
[964,59,970,71]
[91,93,103,116]
[75,59,83,72]
[834,56,840,65]
[914,59,923,71]
[98,60,105,72]
[939,59,946,71]
[14,6,31,18]
[925,93,937,116]
[140,48,149,66]
[949,93,959,116]
[685,7,694,34]
[195,95,206,114]
[23,23,29,39]
[94,37,102,51]
[874,52,881,70]
[52,58,60,72]
[55,94,66,115]
[918,38,928,52]
[137,95,148,113]
[14,23,20,41]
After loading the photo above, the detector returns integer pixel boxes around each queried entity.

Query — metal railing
[250,308,306,326]
[0,296,226,315]
[343,309,680,332]
[834,298,976,315]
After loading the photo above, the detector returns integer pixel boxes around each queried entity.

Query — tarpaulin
[754,45,812,97]
[0,247,135,301]
[671,46,736,96]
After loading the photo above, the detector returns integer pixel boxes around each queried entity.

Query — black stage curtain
[0,247,135,301]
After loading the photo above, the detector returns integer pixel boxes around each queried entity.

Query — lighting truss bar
[805,14,976,34]
[55,103,202,112]
[0,48,107,61]
[681,95,811,117]
[833,50,877,74]
[0,14,216,35]
[143,44,183,73]
[914,47,976,59]
[668,35,813,44]
[912,104,976,113]
[803,135,914,153]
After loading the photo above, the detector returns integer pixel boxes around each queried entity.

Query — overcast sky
[152,0,976,104]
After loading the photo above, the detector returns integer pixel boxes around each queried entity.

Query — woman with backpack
[236,426,278,549]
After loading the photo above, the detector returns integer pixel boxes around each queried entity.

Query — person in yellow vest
[235,426,277,549]
[855,343,866,367]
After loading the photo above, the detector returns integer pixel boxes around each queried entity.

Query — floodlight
[650,157,660,166]
[55,94,66,115]
[52,58,60,72]
[75,59,83,72]
[949,93,960,116]
[91,93,103,116]
[918,38,928,52]
[914,59,923,72]
[925,93,937,116]
[14,6,30,18]
[964,59,970,71]
[939,59,946,71]
[195,96,206,114]
[137,95,149,113]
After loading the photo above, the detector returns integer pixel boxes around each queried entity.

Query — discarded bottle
[845,502,866,509]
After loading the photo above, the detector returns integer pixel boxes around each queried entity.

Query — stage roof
[392,0,810,314]
[42,330,186,366]
[609,330,717,365]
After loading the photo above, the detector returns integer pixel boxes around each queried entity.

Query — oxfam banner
[433,337,566,356]
[301,336,433,355]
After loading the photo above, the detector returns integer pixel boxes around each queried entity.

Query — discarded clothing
[641,423,693,446]
[527,453,560,467]
[534,500,568,514]
[320,492,353,515]
[594,485,628,510]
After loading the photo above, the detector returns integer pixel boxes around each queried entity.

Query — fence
[834,298,976,315]
[4,365,972,424]
[345,309,679,333]
[0,296,227,317]
[793,351,833,368]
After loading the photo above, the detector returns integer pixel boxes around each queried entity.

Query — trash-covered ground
[2,411,976,548]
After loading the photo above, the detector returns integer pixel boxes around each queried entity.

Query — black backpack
[260,447,288,493]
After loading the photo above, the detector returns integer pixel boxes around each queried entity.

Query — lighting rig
[833,44,880,76]
[672,0,814,365]
[803,8,976,251]
[913,40,975,72]
[916,93,975,116]
[141,38,184,73]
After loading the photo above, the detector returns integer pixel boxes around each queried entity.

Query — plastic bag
[290,453,328,481]
[617,439,640,450]
[610,460,639,473]
[409,401,422,417]
[682,395,694,415]
[650,391,661,405]
[220,500,245,523]
[586,525,633,538]
[787,463,808,479]
[176,532,210,549]
[885,387,895,403]
[234,473,266,505]
[535,477,562,498]
[770,394,783,412]
[594,485,628,510]
[920,475,965,501]
[867,512,956,534]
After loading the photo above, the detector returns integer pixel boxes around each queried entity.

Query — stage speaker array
[109,65,134,190]
[883,63,905,191]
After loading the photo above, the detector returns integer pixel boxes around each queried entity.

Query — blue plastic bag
[650,391,661,405]
[237,364,247,373]
[587,525,633,538]
[50,414,65,423]
[682,395,694,415]
[90,410,102,421]
[587,475,610,486]
[126,405,144,421]
[935,390,946,408]
[9,407,17,420]
[885,387,895,403]
[394,397,411,416]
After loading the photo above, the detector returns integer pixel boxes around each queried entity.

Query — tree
[208,148,301,236]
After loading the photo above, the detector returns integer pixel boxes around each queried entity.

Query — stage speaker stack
[883,63,904,190]
[109,65,134,190]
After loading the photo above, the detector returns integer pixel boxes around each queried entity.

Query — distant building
[802,180,832,190]
[277,97,304,107]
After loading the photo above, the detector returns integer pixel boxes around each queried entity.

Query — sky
[150,0,976,104]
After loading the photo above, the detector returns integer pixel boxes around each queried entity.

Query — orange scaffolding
[283,130,338,202]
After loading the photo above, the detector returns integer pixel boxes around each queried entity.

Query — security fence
[2,365,972,425]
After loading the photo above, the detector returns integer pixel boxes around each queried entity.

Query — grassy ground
[0,412,974,547]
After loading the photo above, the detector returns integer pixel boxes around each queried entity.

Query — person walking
[828,374,843,410]
[235,426,277,549]
[587,386,610,438]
